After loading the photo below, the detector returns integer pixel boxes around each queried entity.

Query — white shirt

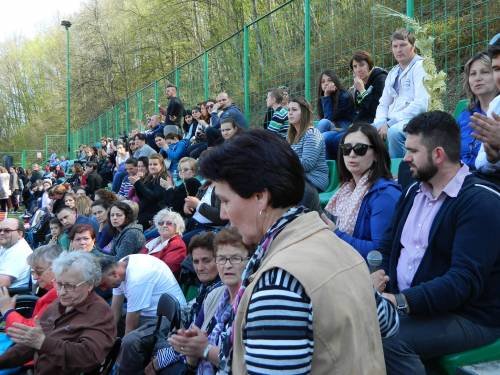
[113,254,186,317]
[0,238,33,288]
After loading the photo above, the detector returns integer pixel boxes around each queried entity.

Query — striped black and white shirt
[243,267,314,375]
[241,268,399,375]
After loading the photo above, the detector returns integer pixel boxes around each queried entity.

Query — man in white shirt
[100,254,186,375]
[373,28,429,158]
[0,219,32,288]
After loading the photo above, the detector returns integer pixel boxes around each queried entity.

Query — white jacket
[373,55,429,128]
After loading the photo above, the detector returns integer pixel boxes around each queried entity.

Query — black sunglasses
[340,143,373,156]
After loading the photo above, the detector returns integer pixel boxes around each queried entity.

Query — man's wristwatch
[394,293,410,314]
[202,344,213,359]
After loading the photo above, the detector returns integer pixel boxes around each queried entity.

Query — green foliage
[0,0,498,159]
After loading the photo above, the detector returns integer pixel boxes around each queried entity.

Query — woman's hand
[8,321,46,350]
[0,287,16,315]
[159,177,173,190]
[168,326,208,359]
[320,213,337,232]
[184,196,200,212]
[128,174,141,185]
[324,82,337,96]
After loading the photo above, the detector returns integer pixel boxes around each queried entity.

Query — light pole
[61,20,72,156]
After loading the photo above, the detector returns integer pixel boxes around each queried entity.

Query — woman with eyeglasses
[0,244,61,333]
[139,208,187,278]
[324,123,401,258]
[0,251,116,374]
[166,227,251,375]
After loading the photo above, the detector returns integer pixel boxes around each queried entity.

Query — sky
[0,0,84,42]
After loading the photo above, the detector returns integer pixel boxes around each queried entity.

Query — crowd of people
[0,28,499,375]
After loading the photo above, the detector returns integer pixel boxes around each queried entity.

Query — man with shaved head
[0,219,32,288]
[209,91,248,129]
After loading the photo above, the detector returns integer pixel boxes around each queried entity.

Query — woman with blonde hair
[457,52,498,168]
[75,194,93,216]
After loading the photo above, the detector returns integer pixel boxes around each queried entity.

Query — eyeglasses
[340,143,373,156]
[180,168,193,173]
[0,228,18,234]
[157,220,174,227]
[55,280,86,292]
[215,256,249,265]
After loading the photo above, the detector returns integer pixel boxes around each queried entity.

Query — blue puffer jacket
[335,178,401,258]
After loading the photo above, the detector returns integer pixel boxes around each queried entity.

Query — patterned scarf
[189,276,223,327]
[217,206,305,374]
[325,173,370,235]
[197,288,232,375]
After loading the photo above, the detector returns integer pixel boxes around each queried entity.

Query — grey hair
[27,244,63,267]
[52,251,102,287]
[153,208,185,234]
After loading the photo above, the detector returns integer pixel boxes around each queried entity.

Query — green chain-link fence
[6,0,499,160]
[45,135,67,162]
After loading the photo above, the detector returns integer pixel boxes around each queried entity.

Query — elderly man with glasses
[0,218,32,289]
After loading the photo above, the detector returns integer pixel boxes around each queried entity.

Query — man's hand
[8,321,45,350]
[381,292,397,307]
[378,124,389,141]
[371,270,389,292]
[471,112,500,149]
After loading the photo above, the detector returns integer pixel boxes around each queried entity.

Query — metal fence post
[175,68,180,97]
[243,25,250,122]
[125,98,130,135]
[304,0,311,102]
[203,52,209,100]
[406,0,415,19]
[154,80,159,114]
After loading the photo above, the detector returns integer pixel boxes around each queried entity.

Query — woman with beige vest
[198,129,387,375]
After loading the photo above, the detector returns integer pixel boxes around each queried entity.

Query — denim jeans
[387,121,408,158]
[383,313,500,375]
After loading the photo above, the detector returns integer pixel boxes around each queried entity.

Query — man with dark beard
[375,111,500,375]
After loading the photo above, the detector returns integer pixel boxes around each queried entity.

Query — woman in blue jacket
[324,123,401,258]
[457,52,498,169]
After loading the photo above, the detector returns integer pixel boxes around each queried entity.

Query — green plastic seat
[390,158,403,179]
[438,338,500,375]
[319,160,340,208]
[453,99,469,120]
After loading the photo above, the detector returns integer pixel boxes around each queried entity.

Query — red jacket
[139,234,187,277]
[5,287,58,328]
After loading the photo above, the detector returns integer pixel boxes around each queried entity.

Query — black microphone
[366,250,383,274]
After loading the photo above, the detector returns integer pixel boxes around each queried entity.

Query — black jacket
[134,178,169,230]
[352,67,388,123]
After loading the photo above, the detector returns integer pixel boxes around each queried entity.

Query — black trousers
[383,313,500,375]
